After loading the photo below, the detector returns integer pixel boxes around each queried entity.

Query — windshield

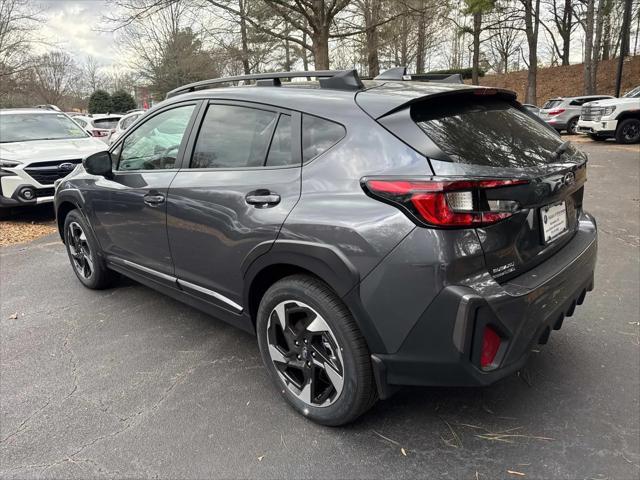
[623,86,640,98]
[413,97,568,168]
[0,113,89,143]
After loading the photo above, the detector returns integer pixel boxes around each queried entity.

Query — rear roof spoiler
[374,67,464,84]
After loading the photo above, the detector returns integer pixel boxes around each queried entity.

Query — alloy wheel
[67,221,93,279]
[622,122,640,142]
[266,300,344,407]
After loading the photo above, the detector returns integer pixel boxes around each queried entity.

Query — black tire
[615,118,640,144]
[589,134,607,142]
[566,117,579,135]
[63,209,113,289]
[256,274,377,426]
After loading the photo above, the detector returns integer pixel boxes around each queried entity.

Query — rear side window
[191,105,278,168]
[542,99,562,109]
[265,114,294,166]
[302,114,345,162]
[413,97,566,168]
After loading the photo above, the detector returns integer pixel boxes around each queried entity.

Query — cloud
[36,0,122,68]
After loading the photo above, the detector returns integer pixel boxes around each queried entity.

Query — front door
[167,102,301,313]
[90,103,199,277]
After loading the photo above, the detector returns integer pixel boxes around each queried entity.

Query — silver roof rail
[165,69,364,99]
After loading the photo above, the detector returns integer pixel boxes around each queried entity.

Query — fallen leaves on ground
[0,219,57,246]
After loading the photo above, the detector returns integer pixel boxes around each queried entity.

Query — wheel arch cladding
[243,241,360,320]
[56,200,79,241]
[242,240,387,353]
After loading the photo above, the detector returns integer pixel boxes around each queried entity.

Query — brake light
[548,108,565,116]
[480,326,501,368]
[91,129,108,137]
[362,178,528,228]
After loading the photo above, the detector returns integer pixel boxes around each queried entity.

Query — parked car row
[0,108,147,209]
[577,86,640,144]
[524,86,640,144]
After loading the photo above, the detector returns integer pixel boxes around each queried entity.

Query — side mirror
[83,151,112,177]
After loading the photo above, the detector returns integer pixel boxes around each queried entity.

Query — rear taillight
[362,178,528,228]
[91,129,109,137]
[480,326,501,368]
[548,108,565,116]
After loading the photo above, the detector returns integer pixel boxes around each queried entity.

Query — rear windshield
[623,86,640,98]
[542,99,562,109]
[0,113,88,143]
[413,97,565,168]
[93,118,120,129]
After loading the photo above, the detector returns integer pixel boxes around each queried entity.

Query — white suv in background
[107,110,144,145]
[71,114,122,143]
[0,109,106,209]
[578,86,640,144]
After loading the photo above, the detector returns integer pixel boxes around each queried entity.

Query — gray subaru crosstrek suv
[54,69,598,426]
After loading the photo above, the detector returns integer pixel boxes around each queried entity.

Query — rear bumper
[543,117,567,130]
[371,212,597,397]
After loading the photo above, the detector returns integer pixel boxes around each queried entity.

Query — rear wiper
[552,140,571,159]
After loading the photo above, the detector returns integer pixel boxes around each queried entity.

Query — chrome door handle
[245,190,280,208]
[144,193,165,207]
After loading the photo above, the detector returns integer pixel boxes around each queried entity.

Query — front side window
[0,113,88,143]
[191,105,278,169]
[117,105,194,171]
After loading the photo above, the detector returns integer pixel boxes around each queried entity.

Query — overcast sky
[38,0,122,70]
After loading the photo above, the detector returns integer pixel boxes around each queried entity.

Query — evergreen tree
[88,89,112,114]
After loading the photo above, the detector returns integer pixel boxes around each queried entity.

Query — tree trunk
[363,0,380,77]
[416,3,426,73]
[591,0,606,91]
[302,32,309,71]
[601,0,613,59]
[583,0,595,94]
[284,39,291,71]
[239,0,250,74]
[523,0,540,104]
[561,0,572,65]
[472,11,482,85]
[312,25,330,70]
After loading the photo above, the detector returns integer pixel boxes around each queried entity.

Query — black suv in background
[55,69,597,426]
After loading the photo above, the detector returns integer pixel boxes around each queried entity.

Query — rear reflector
[362,178,528,228]
[480,326,501,368]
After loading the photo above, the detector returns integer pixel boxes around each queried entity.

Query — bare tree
[82,55,105,93]
[31,51,79,105]
[486,5,524,73]
[0,0,42,77]
[541,0,577,65]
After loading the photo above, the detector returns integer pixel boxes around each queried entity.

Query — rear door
[166,101,301,313]
[410,95,587,281]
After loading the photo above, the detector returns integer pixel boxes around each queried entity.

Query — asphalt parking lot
[1,138,639,480]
